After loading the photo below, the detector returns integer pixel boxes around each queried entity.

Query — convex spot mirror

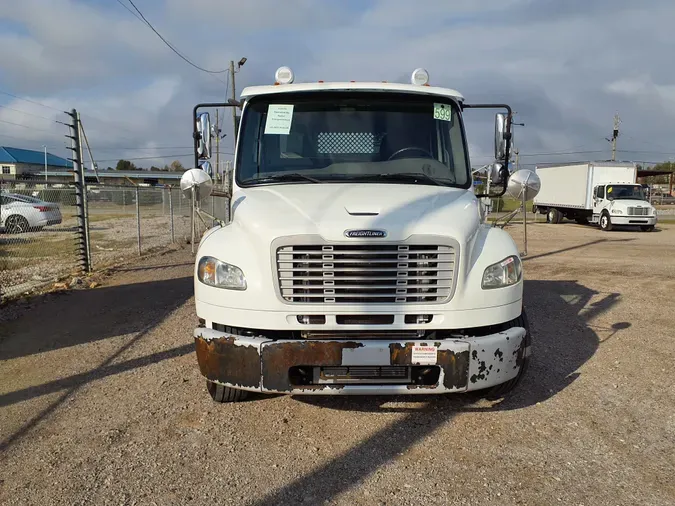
[180,168,214,201]
[494,113,511,161]
[507,169,541,201]
[197,112,212,160]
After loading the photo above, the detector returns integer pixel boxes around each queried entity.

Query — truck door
[592,185,606,222]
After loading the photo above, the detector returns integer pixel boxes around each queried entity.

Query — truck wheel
[206,380,249,403]
[640,225,655,232]
[546,208,561,224]
[484,311,531,400]
[599,213,612,231]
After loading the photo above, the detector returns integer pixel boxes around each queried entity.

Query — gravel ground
[1,222,674,505]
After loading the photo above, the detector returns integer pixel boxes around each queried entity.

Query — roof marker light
[275,66,294,84]
[411,68,430,86]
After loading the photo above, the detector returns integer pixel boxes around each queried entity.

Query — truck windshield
[236,92,470,188]
[606,184,647,201]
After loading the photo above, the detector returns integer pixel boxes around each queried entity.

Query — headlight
[482,255,522,290]
[198,256,247,290]
[613,209,623,214]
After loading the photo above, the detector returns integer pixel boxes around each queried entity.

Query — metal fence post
[136,186,141,255]
[169,187,175,243]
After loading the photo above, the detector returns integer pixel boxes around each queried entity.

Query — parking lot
[1,221,674,505]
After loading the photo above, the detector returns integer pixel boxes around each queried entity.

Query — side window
[2,166,11,174]
[596,186,605,199]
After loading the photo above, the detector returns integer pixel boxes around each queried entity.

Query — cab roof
[239,82,465,102]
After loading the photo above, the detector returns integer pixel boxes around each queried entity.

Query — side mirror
[489,162,509,185]
[196,112,212,159]
[494,113,510,161]
[180,167,214,201]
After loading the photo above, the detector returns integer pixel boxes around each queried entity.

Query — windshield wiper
[357,172,449,186]
[245,173,321,184]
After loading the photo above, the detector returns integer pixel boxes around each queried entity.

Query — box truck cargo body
[533,161,657,231]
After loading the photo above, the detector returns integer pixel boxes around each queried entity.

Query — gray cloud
[0,0,673,169]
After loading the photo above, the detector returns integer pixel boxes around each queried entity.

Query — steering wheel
[387,146,434,161]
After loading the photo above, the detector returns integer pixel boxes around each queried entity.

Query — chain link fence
[1,183,80,299]
[1,181,229,301]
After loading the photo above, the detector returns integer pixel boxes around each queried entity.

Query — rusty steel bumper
[193,326,528,395]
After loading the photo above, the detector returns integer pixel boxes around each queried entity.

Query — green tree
[169,160,185,172]
[116,159,137,171]
[643,162,674,184]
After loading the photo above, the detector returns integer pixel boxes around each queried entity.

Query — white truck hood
[609,199,653,211]
[229,183,480,242]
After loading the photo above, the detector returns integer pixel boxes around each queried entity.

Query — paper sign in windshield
[265,104,294,134]
[433,103,452,122]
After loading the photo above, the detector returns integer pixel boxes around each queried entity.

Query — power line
[92,145,196,151]
[0,90,66,113]
[118,0,230,75]
[0,118,56,133]
[93,153,195,162]
[0,104,56,122]
[617,149,675,156]
[518,150,606,157]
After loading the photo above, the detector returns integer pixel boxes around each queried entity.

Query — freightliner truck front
[187,67,536,402]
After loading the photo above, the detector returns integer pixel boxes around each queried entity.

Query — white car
[0,192,62,234]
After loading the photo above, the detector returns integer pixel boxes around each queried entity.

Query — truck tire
[483,311,531,400]
[546,208,561,224]
[206,380,249,403]
[599,212,613,231]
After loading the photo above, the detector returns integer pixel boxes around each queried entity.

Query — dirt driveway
[1,222,674,505]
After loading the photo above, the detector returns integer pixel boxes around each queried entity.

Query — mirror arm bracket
[193,102,238,168]
[464,103,513,199]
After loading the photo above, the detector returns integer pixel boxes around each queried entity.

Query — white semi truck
[187,67,540,402]
[532,161,657,231]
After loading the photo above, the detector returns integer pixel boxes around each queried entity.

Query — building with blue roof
[0,146,73,180]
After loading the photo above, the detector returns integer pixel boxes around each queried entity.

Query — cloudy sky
[1,0,674,171]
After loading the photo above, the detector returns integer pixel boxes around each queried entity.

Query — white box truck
[532,161,657,231]
[185,66,542,403]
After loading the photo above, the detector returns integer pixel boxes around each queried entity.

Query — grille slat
[276,242,456,304]
[627,206,649,216]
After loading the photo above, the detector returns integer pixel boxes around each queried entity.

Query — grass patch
[0,236,77,269]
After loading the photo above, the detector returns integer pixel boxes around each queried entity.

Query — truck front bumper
[610,215,657,226]
[193,326,529,395]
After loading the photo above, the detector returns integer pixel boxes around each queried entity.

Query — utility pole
[230,57,247,142]
[215,111,220,183]
[230,60,237,140]
[42,145,47,183]
[514,148,520,171]
[510,112,524,172]
[608,113,621,161]
[65,109,92,274]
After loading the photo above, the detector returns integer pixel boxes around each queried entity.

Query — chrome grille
[627,206,649,216]
[276,243,456,304]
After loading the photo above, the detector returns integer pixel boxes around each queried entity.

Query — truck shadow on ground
[252,278,629,506]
